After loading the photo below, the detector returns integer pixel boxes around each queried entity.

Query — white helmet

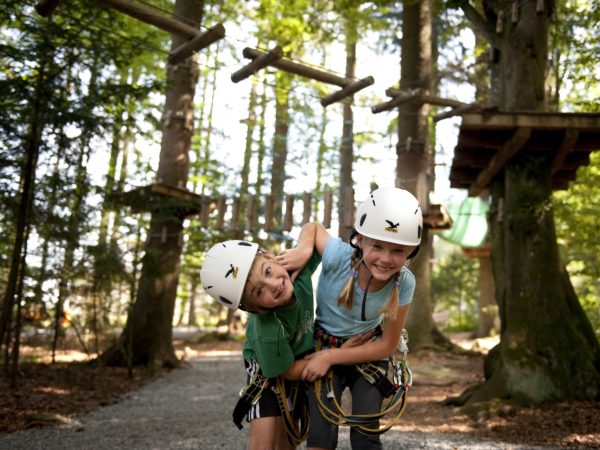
[354,187,422,246]
[200,240,258,310]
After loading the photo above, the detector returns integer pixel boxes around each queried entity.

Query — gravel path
[0,351,557,450]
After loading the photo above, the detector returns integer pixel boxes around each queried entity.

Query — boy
[200,239,319,450]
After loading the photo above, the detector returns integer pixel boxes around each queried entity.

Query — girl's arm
[276,222,331,280]
[300,304,410,382]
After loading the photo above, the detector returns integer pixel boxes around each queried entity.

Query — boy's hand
[276,247,312,282]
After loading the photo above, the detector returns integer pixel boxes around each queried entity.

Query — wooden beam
[321,76,374,107]
[469,127,531,196]
[97,0,201,38]
[243,48,348,87]
[231,46,283,83]
[433,103,478,122]
[460,112,600,130]
[551,129,579,176]
[168,23,225,65]
[371,93,418,114]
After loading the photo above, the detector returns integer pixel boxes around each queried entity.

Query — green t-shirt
[242,251,321,378]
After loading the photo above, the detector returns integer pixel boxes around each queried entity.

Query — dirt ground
[1,333,599,448]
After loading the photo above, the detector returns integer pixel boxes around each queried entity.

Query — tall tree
[449,0,600,405]
[396,0,451,349]
[101,0,204,368]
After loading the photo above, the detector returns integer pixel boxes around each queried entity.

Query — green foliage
[554,151,600,334]
[431,248,479,332]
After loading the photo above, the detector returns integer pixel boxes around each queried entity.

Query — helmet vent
[359,213,367,226]
[418,225,422,239]
[219,296,233,305]
[238,241,253,247]
[370,195,376,206]
[414,208,419,214]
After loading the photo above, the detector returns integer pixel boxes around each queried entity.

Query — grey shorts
[306,361,388,450]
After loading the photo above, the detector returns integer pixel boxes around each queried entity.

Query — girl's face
[358,236,416,283]
[245,255,294,309]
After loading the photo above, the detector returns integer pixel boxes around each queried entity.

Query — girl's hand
[340,330,376,349]
[301,351,334,382]
[276,247,312,282]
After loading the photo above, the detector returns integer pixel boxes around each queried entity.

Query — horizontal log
[321,76,374,107]
[168,23,225,65]
[243,48,348,87]
[232,46,283,83]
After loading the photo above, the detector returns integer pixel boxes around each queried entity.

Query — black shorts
[244,360,307,423]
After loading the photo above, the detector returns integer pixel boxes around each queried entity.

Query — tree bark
[101,0,203,369]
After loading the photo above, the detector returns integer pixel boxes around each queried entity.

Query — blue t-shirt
[315,237,415,338]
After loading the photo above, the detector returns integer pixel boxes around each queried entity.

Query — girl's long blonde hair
[337,233,401,319]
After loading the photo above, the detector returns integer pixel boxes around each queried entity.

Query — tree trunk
[453,0,600,405]
[0,55,48,353]
[398,0,452,350]
[270,72,291,229]
[101,0,203,369]
[337,30,356,240]
[472,255,497,338]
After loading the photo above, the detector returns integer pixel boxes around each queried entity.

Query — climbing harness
[313,325,412,436]
[232,366,310,445]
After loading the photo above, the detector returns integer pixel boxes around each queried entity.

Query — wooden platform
[449,112,600,196]
[109,183,205,217]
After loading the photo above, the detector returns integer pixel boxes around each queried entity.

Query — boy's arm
[276,222,331,280]
[280,329,376,380]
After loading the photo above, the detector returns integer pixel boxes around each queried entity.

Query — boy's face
[245,255,294,309]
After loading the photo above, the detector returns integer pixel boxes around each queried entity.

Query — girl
[200,240,370,450]
[276,187,422,450]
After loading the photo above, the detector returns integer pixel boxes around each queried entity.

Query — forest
[1,0,599,446]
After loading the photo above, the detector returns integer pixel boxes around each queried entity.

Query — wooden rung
[283,195,295,231]
[243,48,347,87]
[511,1,519,23]
[496,11,504,34]
[323,190,333,229]
[35,0,61,16]
[168,23,225,65]
[321,76,374,107]
[302,192,312,225]
[536,0,544,13]
[215,196,227,230]
[232,46,283,83]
